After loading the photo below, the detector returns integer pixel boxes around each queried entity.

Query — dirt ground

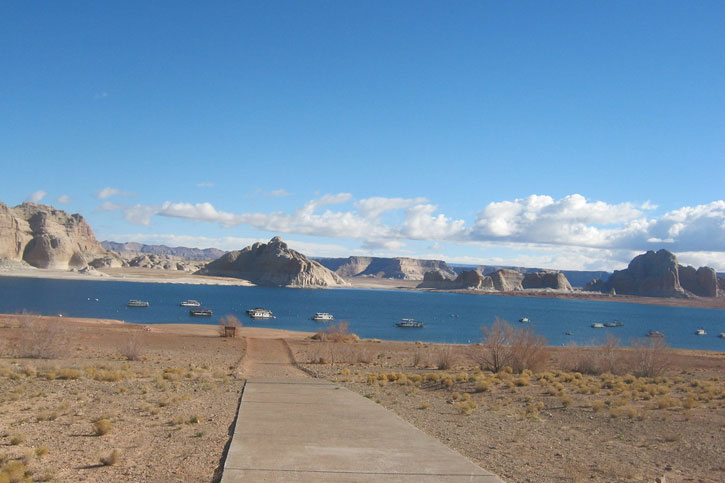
[2,314,723,482]
[289,337,725,483]
[0,315,253,482]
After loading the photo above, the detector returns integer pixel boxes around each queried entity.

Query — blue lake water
[0,276,724,351]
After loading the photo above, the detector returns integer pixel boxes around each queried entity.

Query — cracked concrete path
[222,337,503,482]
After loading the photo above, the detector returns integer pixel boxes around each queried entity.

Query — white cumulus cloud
[26,190,47,203]
[56,194,71,204]
[96,187,135,199]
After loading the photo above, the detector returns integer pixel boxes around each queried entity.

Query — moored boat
[604,320,624,327]
[591,323,604,328]
[519,317,530,323]
[695,328,706,335]
[719,333,725,339]
[647,330,665,338]
[312,312,334,321]
[127,299,149,307]
[189,308,213,316]
[180,300,201,307]
[396,318,423,328]
[246,308,275,319]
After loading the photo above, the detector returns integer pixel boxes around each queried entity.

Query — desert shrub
[435,345,457,370]
[0,460,27,483]
[472,318,547,373]
[99,449,120,466]
[93,419,113,436]
[9,434,24,445]
[35,447,49,459]
[118,333,143,360]
[513,376,530,387]
[455,399,477,415]
[312,322,358,343]
[58,368,82,380]
[219,314,242,338]
[630,337,670,378]
[15,315,68,359]
[412,349,427,367]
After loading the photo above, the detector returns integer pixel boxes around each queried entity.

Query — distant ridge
[101,241,226,260]
[315,256,457,280]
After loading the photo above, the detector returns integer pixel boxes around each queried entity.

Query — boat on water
[246,308,275,319]
[591,323,605,328]
[719,333,725,339]
[604,320,624,327]
[647,330,665,338]
[311,312,334,321]
[127,299,149,307]
[695,328,706,335]
[396,318,424,328]
[565,331,573,336]
[519,317,530,323]
[189,308,213,317]
[180,300,201,307]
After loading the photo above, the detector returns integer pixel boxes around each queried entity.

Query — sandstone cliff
[0,202,106,269]
[197,236,348,287]
[418,268,571,292]
[522,271,573,291]
[584,249,721,298]
[316,256,457,280]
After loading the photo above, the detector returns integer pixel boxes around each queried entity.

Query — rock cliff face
[490,269,524,291]
[419,268,571,292]
[197,237,348,287]
[522,271,573,291]
[584,249,721,298]
[0,202,105,269]
[316,256,457,280]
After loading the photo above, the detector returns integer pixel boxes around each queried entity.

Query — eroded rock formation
[584,249,721,298]
[197,236,348,287]
[418,268,571,292]
[0,202,105,269]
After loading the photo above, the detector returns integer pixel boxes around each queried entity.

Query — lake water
[1,276,724,351]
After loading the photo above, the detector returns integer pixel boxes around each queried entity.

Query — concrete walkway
[221,339,503,482]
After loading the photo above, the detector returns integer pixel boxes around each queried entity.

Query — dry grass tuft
[93,419,113,436]
[99,449,120,466]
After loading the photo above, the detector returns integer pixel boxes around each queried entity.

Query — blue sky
[2,1,724,270]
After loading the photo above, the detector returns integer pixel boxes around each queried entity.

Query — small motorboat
[189,308,213,317]
[396,318,424,328]
[312,312,334,321]
[180,300,201,307]
[591,323,605,328]
[604,320,624,327]
[565,331,573,336]
[127,299,149,307]
[719,333,725,338]
[647,330,665,338]
[695,328,706,335]
[519,317,530,323]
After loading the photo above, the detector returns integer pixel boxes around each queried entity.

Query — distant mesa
[584,249,722,298]
[101,241,226,261]
[316,256,457,280]
[418,267,572,292]
[0,201,105,270]
[197,236,348,288]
